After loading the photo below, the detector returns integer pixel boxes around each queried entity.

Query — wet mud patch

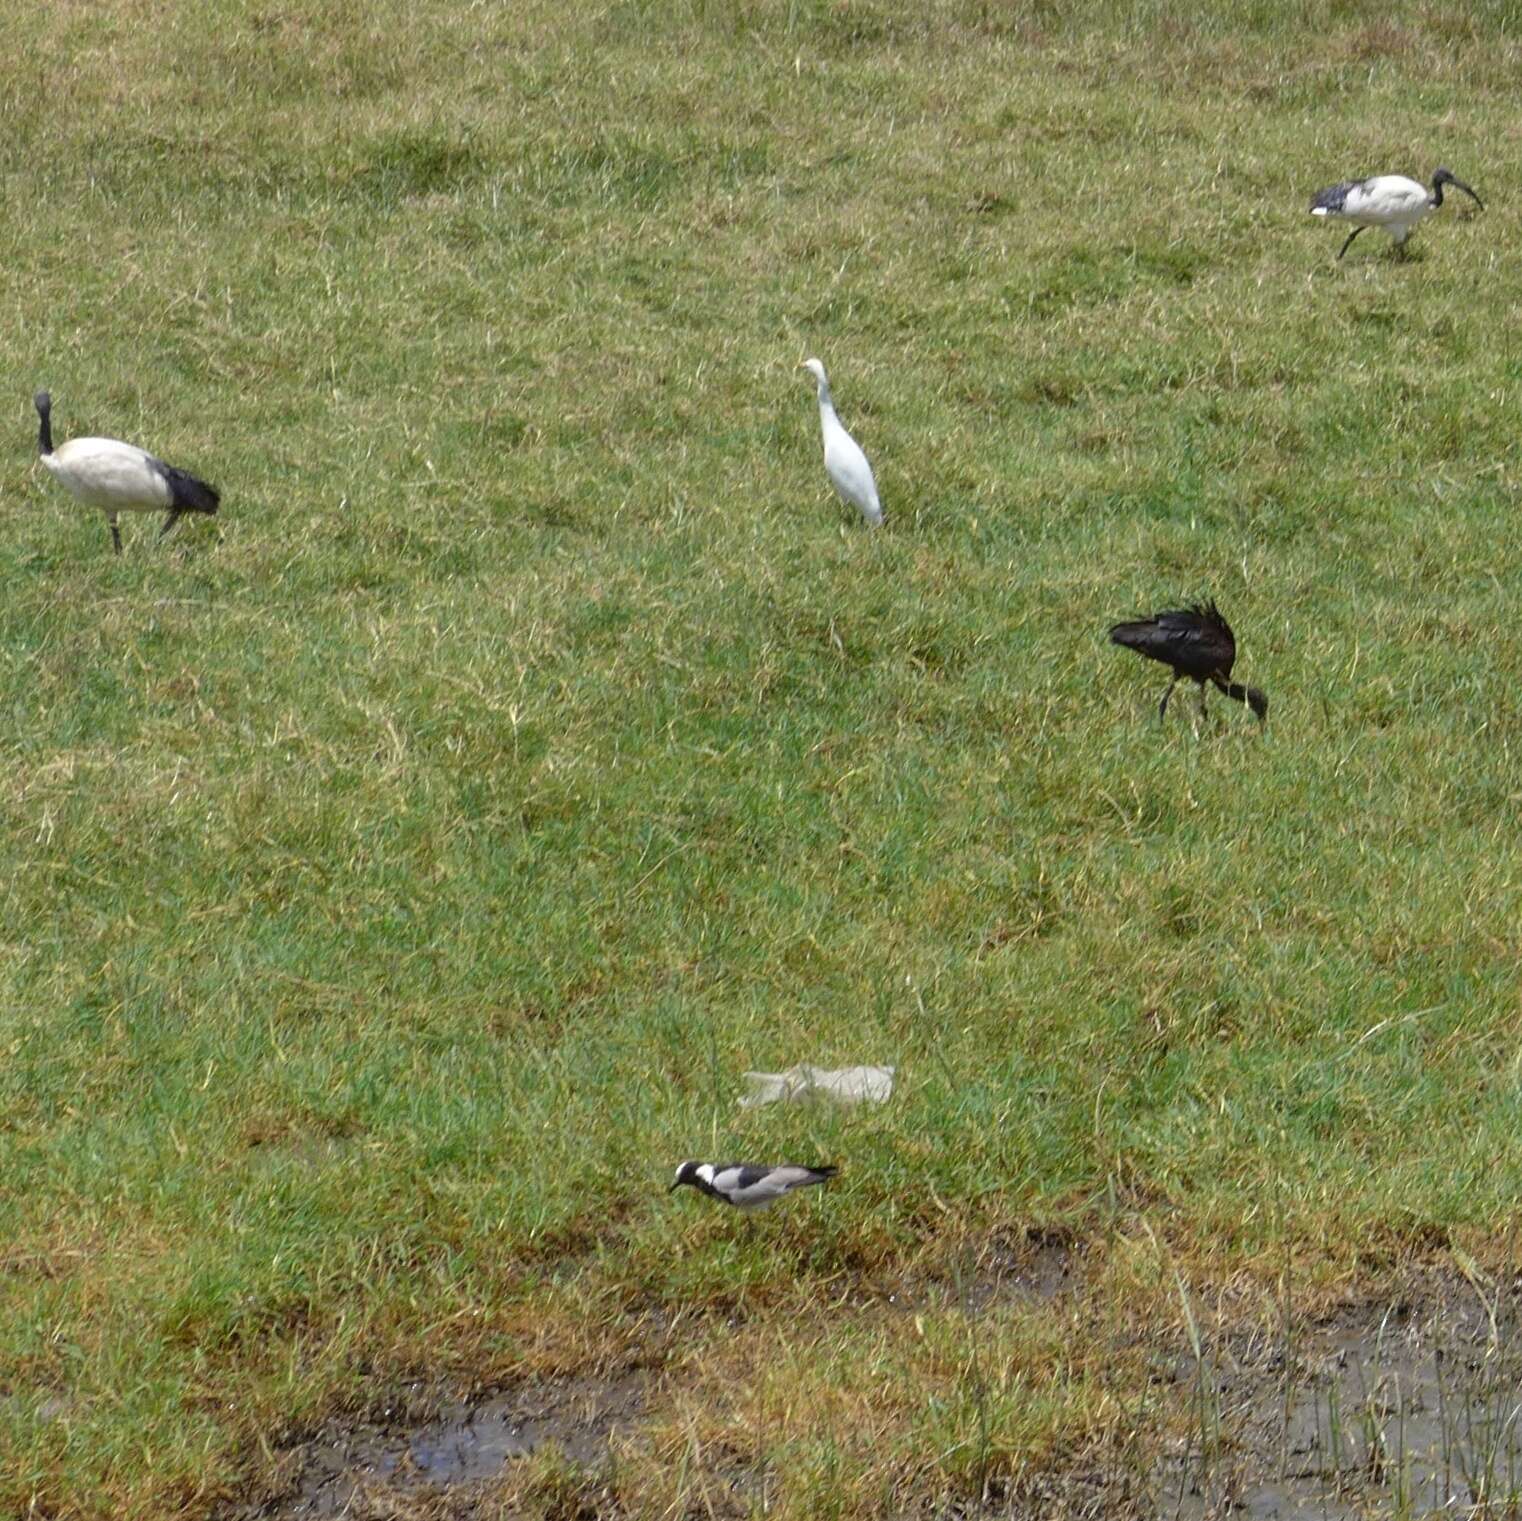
[1158,1268,1522,1518]
[221,1250,1522,1520]
[225,1370,648,1519]
[973,1226,1082,1306]
[877,1226,1084,1315]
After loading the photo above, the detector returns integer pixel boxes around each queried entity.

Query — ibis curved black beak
[1452,178,1484,211]
[1435,167,1484,211]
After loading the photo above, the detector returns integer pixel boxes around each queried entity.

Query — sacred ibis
[1109,601,1267,725]
[34,391,220,554]
[801,358,883,527]
[1310,167,1484,260]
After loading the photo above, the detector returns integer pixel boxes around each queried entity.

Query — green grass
[4,0,1522,1514]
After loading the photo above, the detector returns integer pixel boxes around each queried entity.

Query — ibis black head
[1243,686,1269,722]
[34,391,53,455]
[1432,167,1484,211]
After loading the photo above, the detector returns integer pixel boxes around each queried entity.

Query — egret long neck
[814,378,835,418]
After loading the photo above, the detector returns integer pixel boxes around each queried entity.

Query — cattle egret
[34,391,220,554]
[1310,167,1484,260]
[1109,601,1267,724]
[801,358,882,527]
[670,1160,838,1211]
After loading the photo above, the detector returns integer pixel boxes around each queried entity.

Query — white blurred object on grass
[739,1064,894,1109]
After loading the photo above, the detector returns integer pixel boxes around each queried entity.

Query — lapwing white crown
[34,391,221,555]
[801,358,883,528]
[1309,168,1484,260]
[670,1160,838,1211]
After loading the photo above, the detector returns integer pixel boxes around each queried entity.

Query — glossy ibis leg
[1157,675,1181,721]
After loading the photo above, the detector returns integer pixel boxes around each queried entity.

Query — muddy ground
[216,1242,1522,1520]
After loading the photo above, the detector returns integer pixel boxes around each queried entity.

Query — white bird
[34,390,220,554]
[1310,167,1484,260]
[670,1160,838,1211]
[801,358,882,527]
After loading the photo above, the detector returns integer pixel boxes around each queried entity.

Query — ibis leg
[1198,682,1209,722]
[1336,225,1366,260]
[1157,675,1180,721]
[109,515,123,555]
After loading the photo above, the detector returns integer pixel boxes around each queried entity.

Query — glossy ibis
[1110,600,1267,725]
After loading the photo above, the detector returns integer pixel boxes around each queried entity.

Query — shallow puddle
[223,1258,1522,1519]
[227,1371,647,1518]
[1161,1278,1522,1517]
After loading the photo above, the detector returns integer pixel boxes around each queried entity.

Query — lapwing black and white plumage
[34,391,221,554]
[801,358,882,527]
[1109,601,1267,725]
[1310,168,1484,260]
[670,1160,838,1211]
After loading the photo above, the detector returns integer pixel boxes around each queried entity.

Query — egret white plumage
[34,391,220,554]
[670,1160,838,1211]
[801,358,882,527]
[1310,167,1484,260]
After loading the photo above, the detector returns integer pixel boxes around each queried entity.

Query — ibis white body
[802,358,882,527]
[34,391,219,554]
[1310,168,1484,259]
[42,437,178,512]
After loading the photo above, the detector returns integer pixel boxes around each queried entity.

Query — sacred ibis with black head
[34,391,220,554]
[1310,167,1484,260]
[1109,601,1267,726]
[801,358,883,528]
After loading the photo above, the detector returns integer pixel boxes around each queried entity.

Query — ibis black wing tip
[160,464,220,516]
[1310,179,1358,214]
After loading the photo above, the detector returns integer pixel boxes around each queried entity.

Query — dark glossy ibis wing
[1110,606,1236,681]
[1162,608,1236,681]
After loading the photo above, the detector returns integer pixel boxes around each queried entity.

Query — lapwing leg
[1336,225,1366,260]
[158,508,183,542]
[109,515,123,555]
[1157,675,1180,721]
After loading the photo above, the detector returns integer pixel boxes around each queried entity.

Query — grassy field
[4,0,1522,1514]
